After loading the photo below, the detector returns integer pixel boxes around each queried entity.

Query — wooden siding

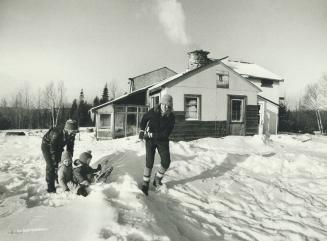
[245,105,259,135]
[170,111,227,141]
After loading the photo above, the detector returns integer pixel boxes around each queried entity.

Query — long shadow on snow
[166,153,249,188]
[143,153,249,241]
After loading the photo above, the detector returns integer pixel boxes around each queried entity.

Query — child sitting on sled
[73,151,101,196]
[57,151,74,192]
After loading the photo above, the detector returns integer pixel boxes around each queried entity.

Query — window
[185,95,201,120]
[261,79,273,87]
[231,99,244,122]
[151,95,160,108]
[115,106,126,112]
[127,107,137,112]
[216,70,229,88]
[100,114,111,128]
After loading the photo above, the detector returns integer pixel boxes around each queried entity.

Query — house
[91,50,284,140]
[90,67,176,139]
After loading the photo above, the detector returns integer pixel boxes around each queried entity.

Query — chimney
[187,50,211,70]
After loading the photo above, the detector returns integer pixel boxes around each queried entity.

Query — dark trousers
[145,140,171,170]
[41,144,58,191]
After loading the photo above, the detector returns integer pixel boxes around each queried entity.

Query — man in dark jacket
[41,119,79,193]
[139,94,175,195]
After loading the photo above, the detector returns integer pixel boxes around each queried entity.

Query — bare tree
[55,81,66,126]
[0,98,7,108]
[302,75,327,133]
[318,74,327,108]
[35,88,42,128]
[108,80,119,100]
[22,82,34,128]
[43,81,66,127]
[12,90,23,128]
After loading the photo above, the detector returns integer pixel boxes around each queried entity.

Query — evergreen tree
[0,111,11,129]
[79,89,85,103]
[70,99,79,121]
[93,96,100,107]
[278,102,290,132]
[100,83,109,104]
[78,101,92,127]
[78,90,93,127]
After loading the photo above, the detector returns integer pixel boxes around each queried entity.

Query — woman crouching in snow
[57,151,75,192]
[73,151,101,196]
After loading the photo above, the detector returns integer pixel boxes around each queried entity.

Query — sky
[0,0,326,106]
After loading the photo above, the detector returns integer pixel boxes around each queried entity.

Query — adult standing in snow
[139,94,175,195]
[41,119,79,193]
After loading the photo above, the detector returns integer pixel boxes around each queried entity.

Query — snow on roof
[223,59,283,81]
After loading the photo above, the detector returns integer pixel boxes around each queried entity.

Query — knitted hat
[79,151,92,164]
[160,94,173,108]
[61,151,72,162]
[64,119,79,132]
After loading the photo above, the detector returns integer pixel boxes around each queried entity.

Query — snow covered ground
[0,130,327,241]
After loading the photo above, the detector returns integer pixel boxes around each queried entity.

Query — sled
[95,166,113,183]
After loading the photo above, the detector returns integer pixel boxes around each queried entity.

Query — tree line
[279,74,327,134]
[0,81,120,130]
[1,76,326,134]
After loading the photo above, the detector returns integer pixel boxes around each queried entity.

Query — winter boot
[77,186,88,197]
[153,174,163,188]
[47,183,56,193]
[141,182,149,196]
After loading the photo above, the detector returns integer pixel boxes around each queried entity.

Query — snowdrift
[0,132,327,241]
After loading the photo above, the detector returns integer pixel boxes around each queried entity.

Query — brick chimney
[187,50,211,70]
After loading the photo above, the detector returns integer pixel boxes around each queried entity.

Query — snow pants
[41,143,59,192]
[145,140,171,170]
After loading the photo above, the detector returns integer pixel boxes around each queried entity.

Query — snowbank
[0,132,326,241]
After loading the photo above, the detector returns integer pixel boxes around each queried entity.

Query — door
[126,113,137,137]
[258,101,265,135]
[228,96,246,135]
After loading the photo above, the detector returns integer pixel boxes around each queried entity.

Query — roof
[128,66,176,80]
[149,58,224,93]
[223,60,284,81]
[149,56,261,93]
[89,85,150,112]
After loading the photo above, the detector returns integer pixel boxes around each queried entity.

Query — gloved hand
[139,130,144,140]
[96,164,102,171]
[144,131,153,139]
[144,126,153,139]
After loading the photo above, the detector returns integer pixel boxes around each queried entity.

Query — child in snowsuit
[73,151,101,196]
[57,150,74,192]
[139,94,175,195]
